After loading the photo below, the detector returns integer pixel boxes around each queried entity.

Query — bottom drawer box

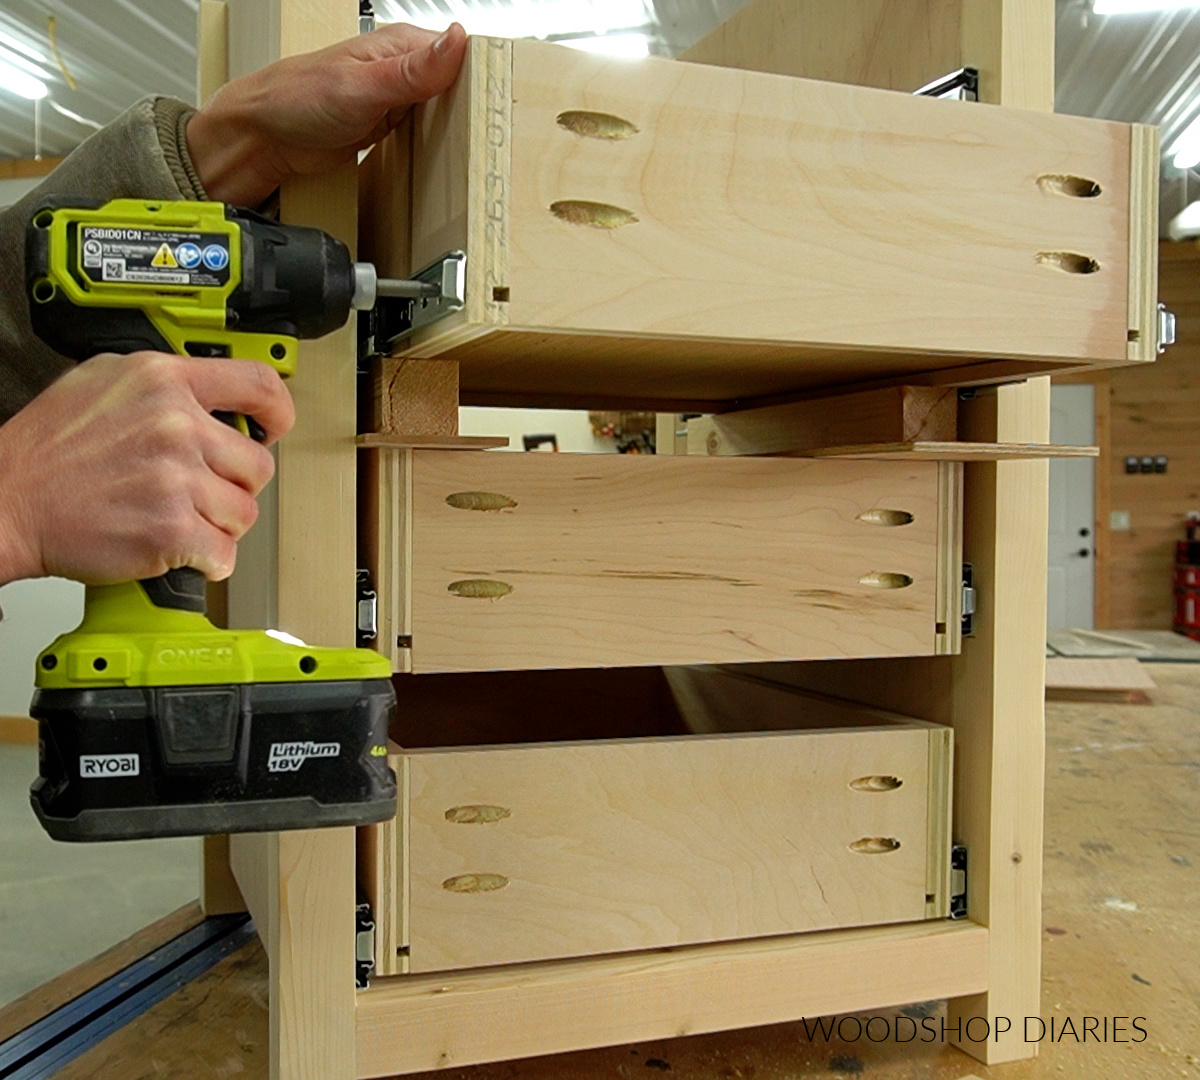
[367,669,952,974]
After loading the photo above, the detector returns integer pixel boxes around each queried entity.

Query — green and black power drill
[23,196,459,842]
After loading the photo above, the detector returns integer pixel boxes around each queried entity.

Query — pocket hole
[1037,174,1102,198]
[857,509,914,527]
[550,200,638,229]
[850,837,902,854]
[859,572,913,589]
[448,579,513,599]
[443,873,509,893]
[445,805,511,824]
[1036,251,1100,275]
[557,110,640,140]
[849,775,904,792]
[445,491,517,512]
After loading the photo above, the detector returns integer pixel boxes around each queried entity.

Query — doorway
[1047,384,1097,630]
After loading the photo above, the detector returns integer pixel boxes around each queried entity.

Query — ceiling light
[1169,113,1200,170]
[0,31,50,70]
[1093,0,1200,13]
[1167,200,1200,241]
[558,32,650,58]
[0,56,47,99]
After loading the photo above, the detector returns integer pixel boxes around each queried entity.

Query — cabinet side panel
[682,0,964,92]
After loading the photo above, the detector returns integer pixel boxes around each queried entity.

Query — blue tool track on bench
[0,913,257,1079]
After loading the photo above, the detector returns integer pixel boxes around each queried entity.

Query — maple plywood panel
[437,330,1071,408]
[503,39,1129,363]
[403,453,948,672]
[381,38,1155,401]
[404,723,949,972]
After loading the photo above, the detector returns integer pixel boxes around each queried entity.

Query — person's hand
[0,352,294,587]
[187,22,468,207]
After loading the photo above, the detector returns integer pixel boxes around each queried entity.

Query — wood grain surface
[399,453,949,672]
[373,30,1151,401]
[357,921,988,1077]
[0,715,36,745]
[803,442,1098,461]
[687,387,958,457]
[504,38,1130,363]
[1108,242,1199,628]
[405,719,948,971]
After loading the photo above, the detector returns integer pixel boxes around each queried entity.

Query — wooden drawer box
[359,36,1158,407]
[362,668,953,975]
[366,452,962,673]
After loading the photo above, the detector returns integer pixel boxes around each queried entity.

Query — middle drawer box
[367,452,962,672]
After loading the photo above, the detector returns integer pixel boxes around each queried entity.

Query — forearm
[0,97,207,425]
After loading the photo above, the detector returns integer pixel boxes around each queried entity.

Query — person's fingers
[197,416,276,496]
[183,518,241,581]
[192,469,261,543]
[364,24,466,124]
[184,359,296,444]
[346,21,443,63]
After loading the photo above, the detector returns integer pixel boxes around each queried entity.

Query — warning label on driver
[79,226,232,288]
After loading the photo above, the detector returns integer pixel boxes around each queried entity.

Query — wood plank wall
[1106,241,1200,627]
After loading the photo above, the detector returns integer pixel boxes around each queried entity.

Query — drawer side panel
[406,727,939,971]
[506,38,1130,364]
[408,453,943,671]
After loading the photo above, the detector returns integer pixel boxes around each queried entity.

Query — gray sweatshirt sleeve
[0,96,206,425]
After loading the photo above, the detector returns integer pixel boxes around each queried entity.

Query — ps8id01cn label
[79,226,231,289]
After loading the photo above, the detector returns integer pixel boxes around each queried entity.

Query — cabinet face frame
[360,36,1159,408]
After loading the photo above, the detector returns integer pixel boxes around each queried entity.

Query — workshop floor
[0,744,199,1007]
[22,664,1200,1080]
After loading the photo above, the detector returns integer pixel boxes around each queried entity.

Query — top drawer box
[359,37,1158,406]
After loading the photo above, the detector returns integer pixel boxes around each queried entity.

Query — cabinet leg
[231,828,358,1079]
[270,828,358,1080]
[947,379,1049,1064]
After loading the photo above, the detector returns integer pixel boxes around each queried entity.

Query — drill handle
[140,568,207,613]
[139,410,266,613]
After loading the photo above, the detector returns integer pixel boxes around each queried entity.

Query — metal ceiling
[374,0,749,53]
[0,0,197,160]
[0,0,1196,186]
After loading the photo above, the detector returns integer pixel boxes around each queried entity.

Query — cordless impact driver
[23,197,449,842]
